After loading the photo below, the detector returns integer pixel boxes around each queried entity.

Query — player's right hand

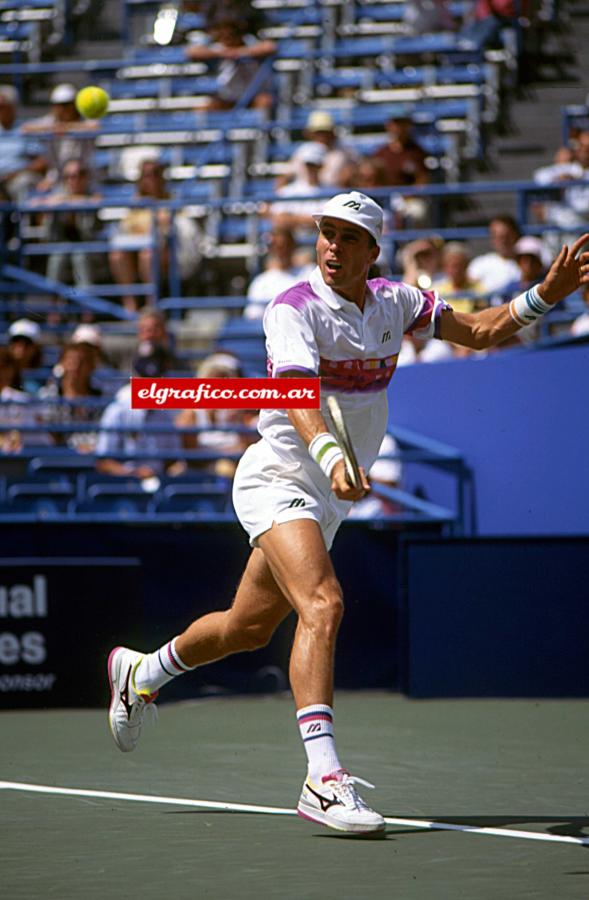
[331,459,370,502]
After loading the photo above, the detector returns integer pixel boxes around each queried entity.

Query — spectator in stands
[39,158,102,288]
[280,112,358,190]
[434,242,487,313]
[0,346,50,452]
[533,132,589,247]
[372,115,429,188]
[400,237,443,289]
[244,227,314,320]
[70,324,107,369]
[185,13,276,111]
[133,309,182,375]
[371,115,430,226]
[39,342,103,453]
[505,236,549,295]
[95,357,182,480]
[7,319,44,393]
[467,215,521,295]
[571,283,589,338]
[404,0,455,34]
[22,83,96,191]
[533,145,580,187]
[398,331,455,366]
[176,352,258,477]
[109,158,200,312]
[269,142,326,233]
[0,84,47,201]
[196,0,266,33]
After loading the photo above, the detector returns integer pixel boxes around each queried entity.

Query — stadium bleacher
[0,0,586,524]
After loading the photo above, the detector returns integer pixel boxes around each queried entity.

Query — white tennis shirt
[259,267,450,472]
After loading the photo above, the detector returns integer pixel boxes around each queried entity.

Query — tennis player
[108,192,589,835]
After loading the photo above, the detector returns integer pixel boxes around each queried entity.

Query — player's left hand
[331,460,370,501]
[537,232,589,305]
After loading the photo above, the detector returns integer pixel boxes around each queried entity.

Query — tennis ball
[75,86,110,119]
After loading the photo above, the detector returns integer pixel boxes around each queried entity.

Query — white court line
[1,780,588,847]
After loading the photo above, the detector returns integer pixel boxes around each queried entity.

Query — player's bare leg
[108,548,291,752]
[174,548,292,665]
[257,519,342,709]
[257,519,385,834]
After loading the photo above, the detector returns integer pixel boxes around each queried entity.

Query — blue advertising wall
[403,537,589,698]
[0,522,401,709]
[390,343,589,536]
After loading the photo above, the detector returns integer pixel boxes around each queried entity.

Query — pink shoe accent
[321,768,350,784]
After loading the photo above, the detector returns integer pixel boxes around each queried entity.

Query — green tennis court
[2,692,588,899]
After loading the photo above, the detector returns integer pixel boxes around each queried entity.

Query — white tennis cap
[8,318,41,341]
[71,324,103,347]
[313,191,384,243]
[50,83,76,104]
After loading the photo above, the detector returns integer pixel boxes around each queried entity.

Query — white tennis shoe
[108,646,157,752]
[297,769,386,834]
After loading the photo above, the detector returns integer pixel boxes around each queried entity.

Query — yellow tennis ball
[75,86,110,119]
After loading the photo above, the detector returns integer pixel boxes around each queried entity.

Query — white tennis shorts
[232,439,352,550]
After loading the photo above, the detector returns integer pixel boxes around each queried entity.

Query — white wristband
[509,285,552,328]
[308,432,344,479]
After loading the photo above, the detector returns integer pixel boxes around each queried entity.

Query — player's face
[316,217,379,304]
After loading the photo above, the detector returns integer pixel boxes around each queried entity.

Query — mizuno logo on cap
[342,200,362,210]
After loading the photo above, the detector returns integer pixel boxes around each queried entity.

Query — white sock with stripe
[134,637,195,694]
[297,704,342,783]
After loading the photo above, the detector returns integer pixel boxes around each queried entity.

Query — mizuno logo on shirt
[288,498,306,508]
[381,330,391,342]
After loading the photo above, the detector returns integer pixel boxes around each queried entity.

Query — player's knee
[224,615,275,652]
[301,581,344,633]
[241,621,276,651]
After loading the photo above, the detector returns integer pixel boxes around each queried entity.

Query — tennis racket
[326,395,362,490]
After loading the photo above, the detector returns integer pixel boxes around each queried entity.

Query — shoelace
[330,774,375,812]
[129,695,158,727]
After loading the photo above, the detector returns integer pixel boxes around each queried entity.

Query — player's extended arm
[278,374,369,501]
[439,233,589,349]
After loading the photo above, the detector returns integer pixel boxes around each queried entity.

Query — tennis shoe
[108,646,157,753]
[297,768,385,834]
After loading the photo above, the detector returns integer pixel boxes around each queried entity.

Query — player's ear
[369,242,380,264]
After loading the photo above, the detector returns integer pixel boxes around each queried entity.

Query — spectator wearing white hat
[281,111,358,190]
[7,319,44,392]
[70,324,111,375]
[501,236,549,301]
[269,142,327,234]
[23,83,97,191]
[0,84,48,201]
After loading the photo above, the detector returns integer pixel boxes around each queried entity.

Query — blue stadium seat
[154,483,231,515]
[75,483,155,516]
[6,482,75,516]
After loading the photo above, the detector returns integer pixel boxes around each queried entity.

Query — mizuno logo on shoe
[120,665,134,720]
[307,783,343,812]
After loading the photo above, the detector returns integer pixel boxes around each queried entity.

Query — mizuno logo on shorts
[288,498,306,508]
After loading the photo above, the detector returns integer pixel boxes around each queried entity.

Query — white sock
[297,704,342,783]
[134,637,195,694]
